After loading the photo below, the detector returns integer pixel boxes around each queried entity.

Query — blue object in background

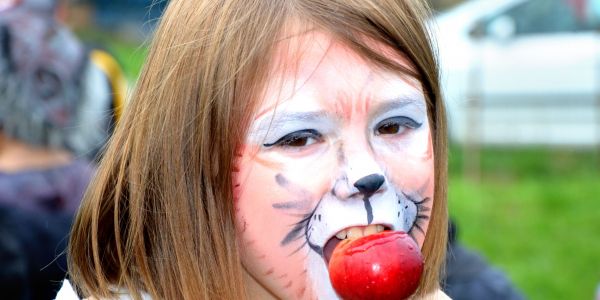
[92,0,168,31]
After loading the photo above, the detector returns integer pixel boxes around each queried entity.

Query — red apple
[328,231,424,300]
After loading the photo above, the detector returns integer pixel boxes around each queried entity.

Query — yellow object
[89,49,127,123]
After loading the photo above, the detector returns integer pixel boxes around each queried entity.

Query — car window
[484,0,600,36]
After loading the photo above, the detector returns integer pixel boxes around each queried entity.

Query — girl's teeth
[364,224,378,236]
[346,227,362,239]
[335,224,386,240]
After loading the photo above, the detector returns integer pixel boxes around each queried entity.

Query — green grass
[448,146,600,299]
[74,28,148,81]
[100,39,147,81]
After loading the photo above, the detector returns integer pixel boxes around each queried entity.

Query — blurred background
[433,1,600,299]
[1,0,598,299]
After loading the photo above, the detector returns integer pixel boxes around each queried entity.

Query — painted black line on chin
[364,196,373,224]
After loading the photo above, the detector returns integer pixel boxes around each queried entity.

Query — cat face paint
[233,31,434,299]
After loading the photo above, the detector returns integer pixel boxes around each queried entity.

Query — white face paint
[233,31,434,299]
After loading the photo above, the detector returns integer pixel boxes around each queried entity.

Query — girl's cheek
[246,145,338,197]
[379,134,434,248]
[382,148,433,191]
[232,145,339,299]
[233,145,339,230]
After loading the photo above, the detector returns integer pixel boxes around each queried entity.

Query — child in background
[0,0,125,214]
[0,0,124,298]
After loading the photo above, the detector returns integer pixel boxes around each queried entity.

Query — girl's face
[234,31,434,299]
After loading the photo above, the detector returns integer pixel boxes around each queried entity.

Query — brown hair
[68,0,447,299]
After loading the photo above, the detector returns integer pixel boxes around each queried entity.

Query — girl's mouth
[323,224,390,264]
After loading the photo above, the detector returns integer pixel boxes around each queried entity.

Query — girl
[62,0,448,299]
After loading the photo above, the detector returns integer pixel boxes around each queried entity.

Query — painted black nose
[353,174,385,197]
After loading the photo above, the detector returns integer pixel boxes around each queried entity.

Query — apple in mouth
[326,229,424,300]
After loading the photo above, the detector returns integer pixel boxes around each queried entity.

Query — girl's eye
[375,116,421,136]
[263,129,322,148]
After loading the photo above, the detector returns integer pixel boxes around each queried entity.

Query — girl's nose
[353,174,385,198]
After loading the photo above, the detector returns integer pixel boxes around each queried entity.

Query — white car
[435,0,600,146]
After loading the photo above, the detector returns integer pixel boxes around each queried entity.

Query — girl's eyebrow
[253,95,425,132]
[250,111,331,143]
[371,96,426,117]
[253,111,330,131]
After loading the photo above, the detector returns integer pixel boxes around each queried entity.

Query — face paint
[233,31,434,299]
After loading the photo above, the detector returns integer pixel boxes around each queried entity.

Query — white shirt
[55,280,451,300]
[55,280,152,300]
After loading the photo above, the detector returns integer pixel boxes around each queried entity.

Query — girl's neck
[0,132,73,173]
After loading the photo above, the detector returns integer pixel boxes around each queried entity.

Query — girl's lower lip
[323,236,342,265]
